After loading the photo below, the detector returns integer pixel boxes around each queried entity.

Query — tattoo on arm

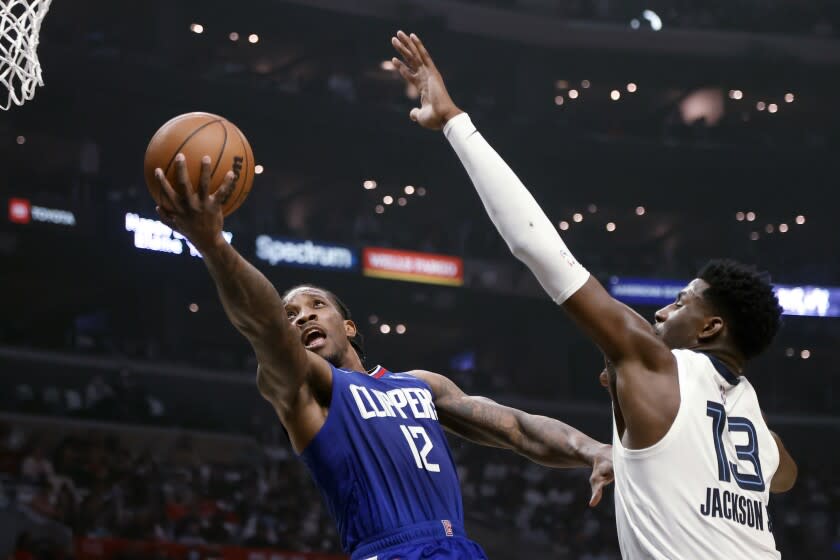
[422,371,600,468]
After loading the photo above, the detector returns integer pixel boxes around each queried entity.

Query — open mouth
[302,327,327,349]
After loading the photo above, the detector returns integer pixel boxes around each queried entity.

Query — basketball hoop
[0,0,52,110]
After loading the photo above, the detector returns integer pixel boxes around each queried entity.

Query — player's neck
[697,345,745,375]
[338,351,366,373]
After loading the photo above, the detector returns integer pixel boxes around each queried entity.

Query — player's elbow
[771,478,796,494]
[771,460,798,493]
[507,237,540,266]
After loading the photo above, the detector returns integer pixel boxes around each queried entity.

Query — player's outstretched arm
[391,32,669,370]
[154,155,330,450]
[393,32,677,448]
[411,370,613,506]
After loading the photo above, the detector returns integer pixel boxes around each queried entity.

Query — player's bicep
[410,370,518,449]
[441,396,521,449]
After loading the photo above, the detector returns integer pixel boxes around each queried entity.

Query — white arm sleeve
[443,112,589,304]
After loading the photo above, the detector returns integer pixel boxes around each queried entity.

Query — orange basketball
[143,112,255,216]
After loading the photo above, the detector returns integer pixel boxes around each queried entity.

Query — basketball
[143,112,256,216]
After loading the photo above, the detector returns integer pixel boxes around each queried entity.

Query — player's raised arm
[390,32,669,374]
[154,155,329,448]
[411,370,614,507]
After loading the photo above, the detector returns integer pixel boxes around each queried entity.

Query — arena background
[1,0,839,558]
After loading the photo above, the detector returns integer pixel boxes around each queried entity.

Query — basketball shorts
[351,520,489,560]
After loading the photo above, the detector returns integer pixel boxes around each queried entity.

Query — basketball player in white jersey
[391,31,798,558]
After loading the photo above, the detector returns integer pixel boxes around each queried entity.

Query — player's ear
[344,319,358,339]
[698,316,724,342]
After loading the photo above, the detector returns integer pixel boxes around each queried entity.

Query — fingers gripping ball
[143,112,255,216]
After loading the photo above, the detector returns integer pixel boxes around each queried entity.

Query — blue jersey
[299,364,468,556]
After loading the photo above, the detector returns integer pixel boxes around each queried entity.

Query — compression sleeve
[443,112,589,304]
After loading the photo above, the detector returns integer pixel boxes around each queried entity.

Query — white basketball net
[0,0,52,110]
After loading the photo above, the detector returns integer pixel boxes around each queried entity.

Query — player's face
[653,279,713,350]
[284,288,355,365]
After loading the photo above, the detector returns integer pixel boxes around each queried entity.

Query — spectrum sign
[255,235,357,271]
[609,277,840,318]
[362,247,463,286]
[124,212,232,257]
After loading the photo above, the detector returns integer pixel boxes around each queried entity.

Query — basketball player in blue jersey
[392,31,799,558]
[152,156,614,559]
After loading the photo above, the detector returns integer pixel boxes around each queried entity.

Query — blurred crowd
[1,413,838,559]
[0,421,339,559]
[9,374,166,430]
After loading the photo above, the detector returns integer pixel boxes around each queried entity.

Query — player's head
[282,284,366,367]
[653,259,782,361]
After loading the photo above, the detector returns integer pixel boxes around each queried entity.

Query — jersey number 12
[400,425,440,472]
[706,401,765,491]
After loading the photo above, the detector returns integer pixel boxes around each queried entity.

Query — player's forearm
[443,113,589,304]
[199,236,287,338]
[516,411,604,468]
[197,238,310,409]
[438,393,600,467]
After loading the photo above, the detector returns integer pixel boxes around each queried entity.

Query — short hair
[281,284,366,363]
[697,259,782,359]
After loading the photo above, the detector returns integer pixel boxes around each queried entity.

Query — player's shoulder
[393,369,440,390]
[670,347,704,360]
[670,348,717,370]
[400,368,438,381]
[669,349,722,390]
[363,365,428,385]
[388,368,430,383]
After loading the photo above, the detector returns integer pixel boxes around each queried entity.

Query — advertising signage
[362,247,463,286]
[255,235,357,271]
[9,197,77,226]
[124,212,232,257]
[609,277,840,318]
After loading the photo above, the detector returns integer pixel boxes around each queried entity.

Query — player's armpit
[255,349,331,407]
[256,354,331,452]
[562,281,681,449]
[410,370,609,469]
[769,430,798,493]
[603,354,681,449]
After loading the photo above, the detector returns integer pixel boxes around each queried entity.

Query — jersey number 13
[706,401,765,492]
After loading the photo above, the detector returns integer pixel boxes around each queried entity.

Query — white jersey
[612,349,781,559]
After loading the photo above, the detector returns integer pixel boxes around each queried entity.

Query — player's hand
[588,444,614,507]
[390,31,462,130]
[154,154,235,252]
